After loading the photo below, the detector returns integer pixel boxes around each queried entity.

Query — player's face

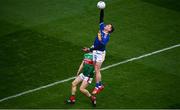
[104,24,112,33]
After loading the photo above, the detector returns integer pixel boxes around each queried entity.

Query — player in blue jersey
[83,8,114,95]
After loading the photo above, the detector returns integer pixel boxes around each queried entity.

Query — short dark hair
[109,24,115,33]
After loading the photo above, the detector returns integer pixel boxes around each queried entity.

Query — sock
[99,81,102,86]
[70,95,75,101]
[96,83,99,88]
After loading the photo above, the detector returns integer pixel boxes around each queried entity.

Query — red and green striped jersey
[83,53,94,78]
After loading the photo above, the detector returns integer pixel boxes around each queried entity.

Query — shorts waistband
[93,50,106,53]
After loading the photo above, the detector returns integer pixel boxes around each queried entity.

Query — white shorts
[79,73,93,84]
[93,50,106,63]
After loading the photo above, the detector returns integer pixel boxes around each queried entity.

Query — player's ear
[109,24,114,33]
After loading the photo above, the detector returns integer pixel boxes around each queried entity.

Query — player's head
[104,24,114,34]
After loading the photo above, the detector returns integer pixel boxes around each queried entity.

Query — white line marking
[101,44,180,71]
[0,44,180,103]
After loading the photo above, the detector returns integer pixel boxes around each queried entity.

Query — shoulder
[99,22,104,25]
[84,53,93,58]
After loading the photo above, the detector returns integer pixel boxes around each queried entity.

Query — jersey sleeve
[99,22,105,31]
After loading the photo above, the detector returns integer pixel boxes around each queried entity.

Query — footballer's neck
[103,30,109,35]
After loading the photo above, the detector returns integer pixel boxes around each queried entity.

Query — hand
[98,31,102,41]
[82,47,90,53]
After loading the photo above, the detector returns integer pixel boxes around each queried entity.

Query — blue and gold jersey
[93,22,110,51]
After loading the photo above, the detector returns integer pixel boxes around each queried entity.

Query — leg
[80,80,91,97]
[72,76,83,95]
[92,62,105,95]
[80,80,96,107]
[92,51,105,95]
[94,62,103,83]
[66,76,82,104]
[93,51,105,84]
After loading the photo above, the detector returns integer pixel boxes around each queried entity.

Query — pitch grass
[0,0,180,108]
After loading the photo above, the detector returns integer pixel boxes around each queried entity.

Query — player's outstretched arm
[100,9,104,23]
[98,9,104,41]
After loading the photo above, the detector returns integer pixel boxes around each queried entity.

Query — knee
[80,87,85,93]
[95,65,100,72]
[72,82,76,87]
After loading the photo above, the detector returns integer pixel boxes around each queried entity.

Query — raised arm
[99,9,105,41]
[100,9,104,23]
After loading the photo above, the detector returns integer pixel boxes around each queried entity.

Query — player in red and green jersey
[65,53,96,106]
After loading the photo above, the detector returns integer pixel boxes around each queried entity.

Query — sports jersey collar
[103,30,109,35]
